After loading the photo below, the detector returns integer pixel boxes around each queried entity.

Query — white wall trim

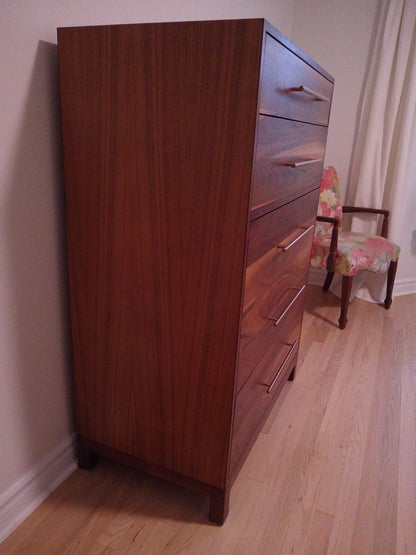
[394,277,416,297]
[307,267,326,287]
[307,267,416,296]
[0,433,77,543]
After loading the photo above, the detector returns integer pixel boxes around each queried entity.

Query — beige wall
[292,0,380,201]
[0,0,295,498]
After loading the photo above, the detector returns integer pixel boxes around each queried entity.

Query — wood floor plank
[325,306,385,554]
[1,287,415,555]
[396,294,416,555]
[301,508,334,554]
[349,313,401,554]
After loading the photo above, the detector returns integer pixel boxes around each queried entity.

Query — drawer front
[251,116,327,219]
[231,288,304,472]
[247,189,319,267]
[260,33,333,125]
[237,218,314,392]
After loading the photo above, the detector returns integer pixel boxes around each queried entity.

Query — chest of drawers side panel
[58,19,264,488]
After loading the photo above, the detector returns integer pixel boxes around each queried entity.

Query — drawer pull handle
[268,285,306,328]
[263,340,299,393]
[276,225,314,252]
[283,158,324,168]
[289,85,330,103]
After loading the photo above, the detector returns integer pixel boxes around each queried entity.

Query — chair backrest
[315,166,343,237]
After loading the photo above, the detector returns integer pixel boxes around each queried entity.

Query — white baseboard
[394,277,416,297]
[307,268,416,296]
[0,433,77,542]
[307,267,326,287]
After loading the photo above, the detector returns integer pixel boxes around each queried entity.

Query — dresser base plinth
[77,436,98,470]
[209,485,230,525]
[76,437,230,525]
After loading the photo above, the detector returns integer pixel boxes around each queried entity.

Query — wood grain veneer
[59,19,263,490]
[260,32,333,125]
[58,18,333,524]
[252,117,327,219]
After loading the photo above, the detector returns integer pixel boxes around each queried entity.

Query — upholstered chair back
[315,166,343,237]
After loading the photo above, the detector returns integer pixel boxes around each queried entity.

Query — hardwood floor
[1,285,415,554]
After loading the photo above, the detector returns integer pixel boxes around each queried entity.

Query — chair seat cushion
[311,231,401,276]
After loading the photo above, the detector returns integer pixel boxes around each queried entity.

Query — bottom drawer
[230,288,304,472]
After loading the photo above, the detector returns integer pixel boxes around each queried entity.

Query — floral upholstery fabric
[311,231,401,276]
[310,167,401,276]
[315,165,343,237]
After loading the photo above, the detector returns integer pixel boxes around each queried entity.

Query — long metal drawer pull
[283,158,324,168]
[289,85,330,103]
[276,225,314,252]
[268,285,306,328]
[263,339,299,394]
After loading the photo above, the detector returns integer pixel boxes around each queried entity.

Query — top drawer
[260,33,333,125]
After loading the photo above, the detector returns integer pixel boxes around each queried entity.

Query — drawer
[231,288,304,472]
[251,116,327,219]
[247,189,319,267]
[237,219,313,392]
[260,33,333,125]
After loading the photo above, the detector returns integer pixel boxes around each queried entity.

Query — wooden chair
[310,167,400,329]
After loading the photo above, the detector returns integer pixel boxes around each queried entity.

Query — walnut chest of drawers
[58,18,334,524]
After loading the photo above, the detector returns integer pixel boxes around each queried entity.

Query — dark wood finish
[323,271,335,291]
[238,219,314,391]
[339,276,353,329]
[59,19,263,489]
[228,357,298,486]
[58,18,333,523]
[385,259,398,309]
[209,486,231,526]
[231,291,304,471]
[260,32,333,125]
[251,117,327,219]
[316,215,339,273]
[238,283,304,393]
[77,436,229,523]
[343,206,390,237]
[247,189,319,265]
[77,437,98,470]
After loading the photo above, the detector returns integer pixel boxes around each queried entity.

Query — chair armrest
[342,206,389,216]
[317,216,340,225]
[316,216,338,272]
[342,206,389,238]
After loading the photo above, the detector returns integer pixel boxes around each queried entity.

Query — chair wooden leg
[339,275,353,329]
[384,259,398,309]
[323,271,335,291]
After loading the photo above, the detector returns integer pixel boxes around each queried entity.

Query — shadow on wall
[3,40,74,473]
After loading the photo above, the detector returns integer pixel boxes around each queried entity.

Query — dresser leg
[208,486,230,525]
[77,436,98,470]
